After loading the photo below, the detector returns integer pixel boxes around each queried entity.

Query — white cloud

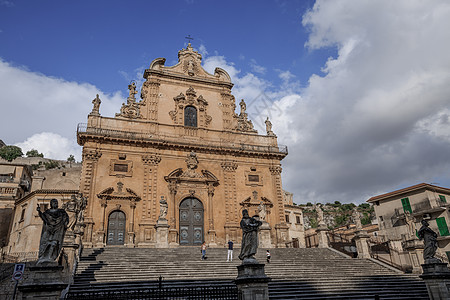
[16,132,80,161]
[0,59,124,161]
[276,0,450,204]
[249,59,266,75]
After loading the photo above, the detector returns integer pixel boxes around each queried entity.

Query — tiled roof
[367,183,450,203]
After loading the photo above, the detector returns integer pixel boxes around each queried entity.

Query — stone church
[77,44,292,248]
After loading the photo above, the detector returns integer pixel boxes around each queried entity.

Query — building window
[436,217,450,236]
[248,175,259,182]
[184,106,197,127]
[296,216,301,224]
[285,214,290,223]
[401,197,412,214]
[20,207,26,222]
[439,195,447,203]
[113,163,128,173]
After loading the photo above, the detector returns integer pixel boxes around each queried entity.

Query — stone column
[316,225,329,248]
[235,263,271,300]
[168,181,178,246]
[221,161,239,242]
[420,261,450,299]
[353,230,371,258]
[270,165,289,247]
[95,199,107,248]
[207,183,217,246]
[80,149,101,247]
[127,200,136,248]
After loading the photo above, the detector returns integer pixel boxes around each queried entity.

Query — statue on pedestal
[159,196,168,219]
[418,219,439,262]
[238,209,262,262]
[352,207,363,231]
[258,201,266,222]
[36,199,69,265]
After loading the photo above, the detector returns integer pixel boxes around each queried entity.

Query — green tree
[309,217,318,228]
[334,215,348,227]
[306,202,313,206]
[0,145,23,162]
[26,149,44,157]
[44,160,60,170]
[67,154,76,166]
[358,203,370,209]
[361,212,372,225]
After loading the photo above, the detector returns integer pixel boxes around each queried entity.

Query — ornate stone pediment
[164,152,219,186]
[145,43,232,83]
[97,182,141,202]
[240,191,274,208]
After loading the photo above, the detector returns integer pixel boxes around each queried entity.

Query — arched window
[184,106,197,127]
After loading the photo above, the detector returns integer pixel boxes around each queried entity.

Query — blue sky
[1,0,450,204]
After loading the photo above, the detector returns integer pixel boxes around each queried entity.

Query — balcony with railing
[77,123,288,156]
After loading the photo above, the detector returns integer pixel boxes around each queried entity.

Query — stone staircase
[67,247,429,299]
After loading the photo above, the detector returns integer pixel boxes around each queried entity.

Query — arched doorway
[179,197,204,245]
[107,210,126,245]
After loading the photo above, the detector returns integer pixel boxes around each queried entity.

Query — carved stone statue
[62,193,87,233]
[352,207,363,230]
[315,204,324,225]
[418,219,439,261]
[159,196,168,219]
[265,117,274,136]
[238,209,262,262]
[258,201,266,222]
[90,94,101,115]
[239,99,247,116]
[36,199,69,265]
[128,82,138,102]
[405,211,416,238]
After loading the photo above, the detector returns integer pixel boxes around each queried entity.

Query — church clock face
[179,197,204,245]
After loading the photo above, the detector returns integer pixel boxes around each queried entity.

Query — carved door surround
[96,183,141,247]
[164,152,219,245]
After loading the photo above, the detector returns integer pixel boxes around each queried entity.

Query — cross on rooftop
[185,35,194,43]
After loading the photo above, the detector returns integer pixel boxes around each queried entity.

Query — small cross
[185,35,194,43]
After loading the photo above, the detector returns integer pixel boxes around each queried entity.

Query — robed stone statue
[418,219,439,262]
[238,209,262,263]
[36,198,69,265]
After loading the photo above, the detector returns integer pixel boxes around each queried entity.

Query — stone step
[67,247,429,299]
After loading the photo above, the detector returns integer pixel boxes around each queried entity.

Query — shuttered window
[401,197,412,214]
[436,217,450,236]
[439,195,447,203]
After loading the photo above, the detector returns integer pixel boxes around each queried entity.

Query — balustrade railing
[77,123,288,154]
[66,285,238,299]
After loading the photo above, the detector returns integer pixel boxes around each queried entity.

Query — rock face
[66,247,429,299]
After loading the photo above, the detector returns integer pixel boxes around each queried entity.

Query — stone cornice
[144,69,233,89]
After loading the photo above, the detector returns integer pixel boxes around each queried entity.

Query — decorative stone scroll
[116,82,143,119]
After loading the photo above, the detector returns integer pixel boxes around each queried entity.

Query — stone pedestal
[18,263,69,300]
[259,222,272,249]
[353,230,371,259]
[208,230,217,246]
[420,261,450,299]
[402,238,424,273]
[155,218,169,248]
[169,229,178,247]
[316,224,329,248]
[235,262,271,300]
[62,233,80,274]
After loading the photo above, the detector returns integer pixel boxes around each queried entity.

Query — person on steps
[201,242,207,260]
[227,240,234,261]
[266,250,271,263]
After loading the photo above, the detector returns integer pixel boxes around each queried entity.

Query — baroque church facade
[77,44,291,248]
